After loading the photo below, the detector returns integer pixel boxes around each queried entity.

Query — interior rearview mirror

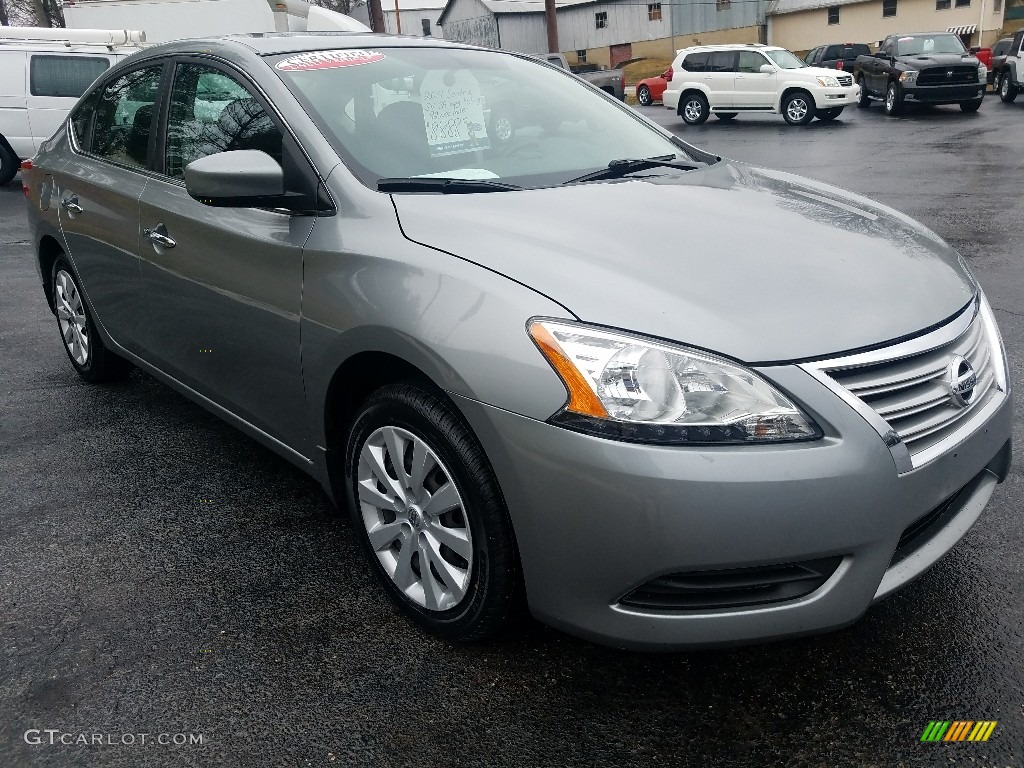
[184,150,286,208]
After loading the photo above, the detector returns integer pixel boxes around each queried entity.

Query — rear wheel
[856,76,871,107]
[1000,72,1018,102]
[637,85,653,106]
[782,91,815,125]
[346,382,520,641]
[815,106,844,121]
[715,112,737,121]
[960,99,982,113]
[50,256,132,382]
[680,93,709,125]
[884,82,904,115]
[0,142,18,186]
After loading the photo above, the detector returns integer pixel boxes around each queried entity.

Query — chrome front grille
[800,299,1008,472]
[836,73,854,87]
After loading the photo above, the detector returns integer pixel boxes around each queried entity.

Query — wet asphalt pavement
[2,99,1023,768]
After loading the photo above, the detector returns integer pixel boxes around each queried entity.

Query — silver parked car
[22,34,1012,650]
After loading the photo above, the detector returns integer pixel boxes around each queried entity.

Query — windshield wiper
[564,156,698,185]
[378,177,521,194]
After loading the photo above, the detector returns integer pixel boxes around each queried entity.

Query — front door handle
[144,224,176,250]
[61,197,83,215]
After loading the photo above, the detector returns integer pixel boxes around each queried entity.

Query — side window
[165,63,283,180]
[682,52,709,72]
[30,55,110,98]
[738,51,769,73]
[707,51,736,73]
[69,89,101,149]
[804,47,820,64]
[90,64,164,168]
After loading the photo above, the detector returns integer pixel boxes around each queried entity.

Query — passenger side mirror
[184,150,288,208]
[760,64,775,74]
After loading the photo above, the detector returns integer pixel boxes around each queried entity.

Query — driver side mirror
[185,150,291,209]
[760,64,775,74]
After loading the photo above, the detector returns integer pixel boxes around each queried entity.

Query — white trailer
[62,0,370,45]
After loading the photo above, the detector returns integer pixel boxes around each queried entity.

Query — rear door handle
[61,197,83,215]
[144,224,176,250]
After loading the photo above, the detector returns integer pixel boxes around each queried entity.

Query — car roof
[677,44,784,54]
[139,32,484,58]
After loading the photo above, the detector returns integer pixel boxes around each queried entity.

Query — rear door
[26,53,112,153]
[55,60,167,353]
[136,58,316,454]
[704,51,736,108]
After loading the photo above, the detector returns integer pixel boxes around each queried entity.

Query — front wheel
[1000,73,1018,102]
[884,82,904,116]
[960,99,982,113]
[782,91,815,125]
[346,382,520,641]
[637,85,653,106]
[715,112,737,121]
[50,257,132,382]
[815,106,844,121]
[680,93,710,125]
[0,142,18,186]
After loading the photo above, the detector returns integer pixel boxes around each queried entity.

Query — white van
[0,28,144,184]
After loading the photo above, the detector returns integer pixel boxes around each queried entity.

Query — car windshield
[765,49,807,69]
[272,46,699,189]
[896,35,967,56]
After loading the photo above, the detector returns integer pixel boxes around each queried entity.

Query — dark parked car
[854,32,986,115]
[804,43,870,71]
[992,30,1024,101]
[989,36,1014,86]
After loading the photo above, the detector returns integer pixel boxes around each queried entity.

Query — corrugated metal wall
[442,0,501,47]
[670,0,766,37]
[496,13,549,52]
[556,0,670,50]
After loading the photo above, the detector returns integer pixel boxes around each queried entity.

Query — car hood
[391,161,976,363]
[896,53,979,66]
[803,66,851,78]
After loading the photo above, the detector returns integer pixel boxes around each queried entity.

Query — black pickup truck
[854,32,986,115]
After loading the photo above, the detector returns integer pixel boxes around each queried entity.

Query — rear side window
[164,63,283,180]
[707,51,736,73]
[682,52,709,72]
[89,64,164,168]
[30,55,110,98]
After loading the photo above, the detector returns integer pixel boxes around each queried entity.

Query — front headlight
[528,319,822,445]
[899,71,918,83]
[816,76,840,87]
[978,64,987,80]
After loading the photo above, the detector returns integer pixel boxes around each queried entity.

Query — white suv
[662,44,862,126]
[0,29,143,185]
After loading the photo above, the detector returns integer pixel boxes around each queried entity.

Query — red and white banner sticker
[276,50,386,71]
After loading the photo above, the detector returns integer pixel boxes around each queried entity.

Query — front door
[733,51,777,108]
[136,60,314,454]
[55,61,165,353]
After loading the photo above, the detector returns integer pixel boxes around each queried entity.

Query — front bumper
[903,84,985,103]
[812,84,861,108]
[453,365,1012,651]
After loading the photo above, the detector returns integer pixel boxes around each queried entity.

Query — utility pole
[393,0,402,34]
[545,0,557,53]
[369,0,386,32]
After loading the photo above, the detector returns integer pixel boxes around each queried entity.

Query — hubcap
[639,87,650,104]
[886,88,895,110]
[787,98,808,121]
[55,269,89,366]
[1002,77,1009,97]
[684,99,703,121]
[357,426,473,612]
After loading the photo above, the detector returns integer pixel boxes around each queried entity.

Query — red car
[635,68,671,106]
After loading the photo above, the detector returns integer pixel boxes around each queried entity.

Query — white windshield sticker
[414,169,500,179]
[420,70,490,157]
[276,50,385,71]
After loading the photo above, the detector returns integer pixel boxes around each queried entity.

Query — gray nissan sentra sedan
[21,34,1012,650]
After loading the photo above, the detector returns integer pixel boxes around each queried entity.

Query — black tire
[857,76,871,108]
[960,99,982,113]
[637,85,653,106]
[815,106,844,121]
[715,112,737,121]
[1000,72,1018,102]
[679,92,709,125]
[884,81,904,116]
[50,256,132,383]
[345,382,520,642]
[782,91,815,125]
[0,141,18,186]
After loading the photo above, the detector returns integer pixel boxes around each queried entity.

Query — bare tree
[0,0,10,26]
[309,0,363,15]
[2,0,63,26]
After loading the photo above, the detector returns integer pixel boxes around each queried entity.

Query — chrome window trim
[800,294,1008,475]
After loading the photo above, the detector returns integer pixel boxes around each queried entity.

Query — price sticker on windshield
[276,50,386,71]
[420,70,491,157]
